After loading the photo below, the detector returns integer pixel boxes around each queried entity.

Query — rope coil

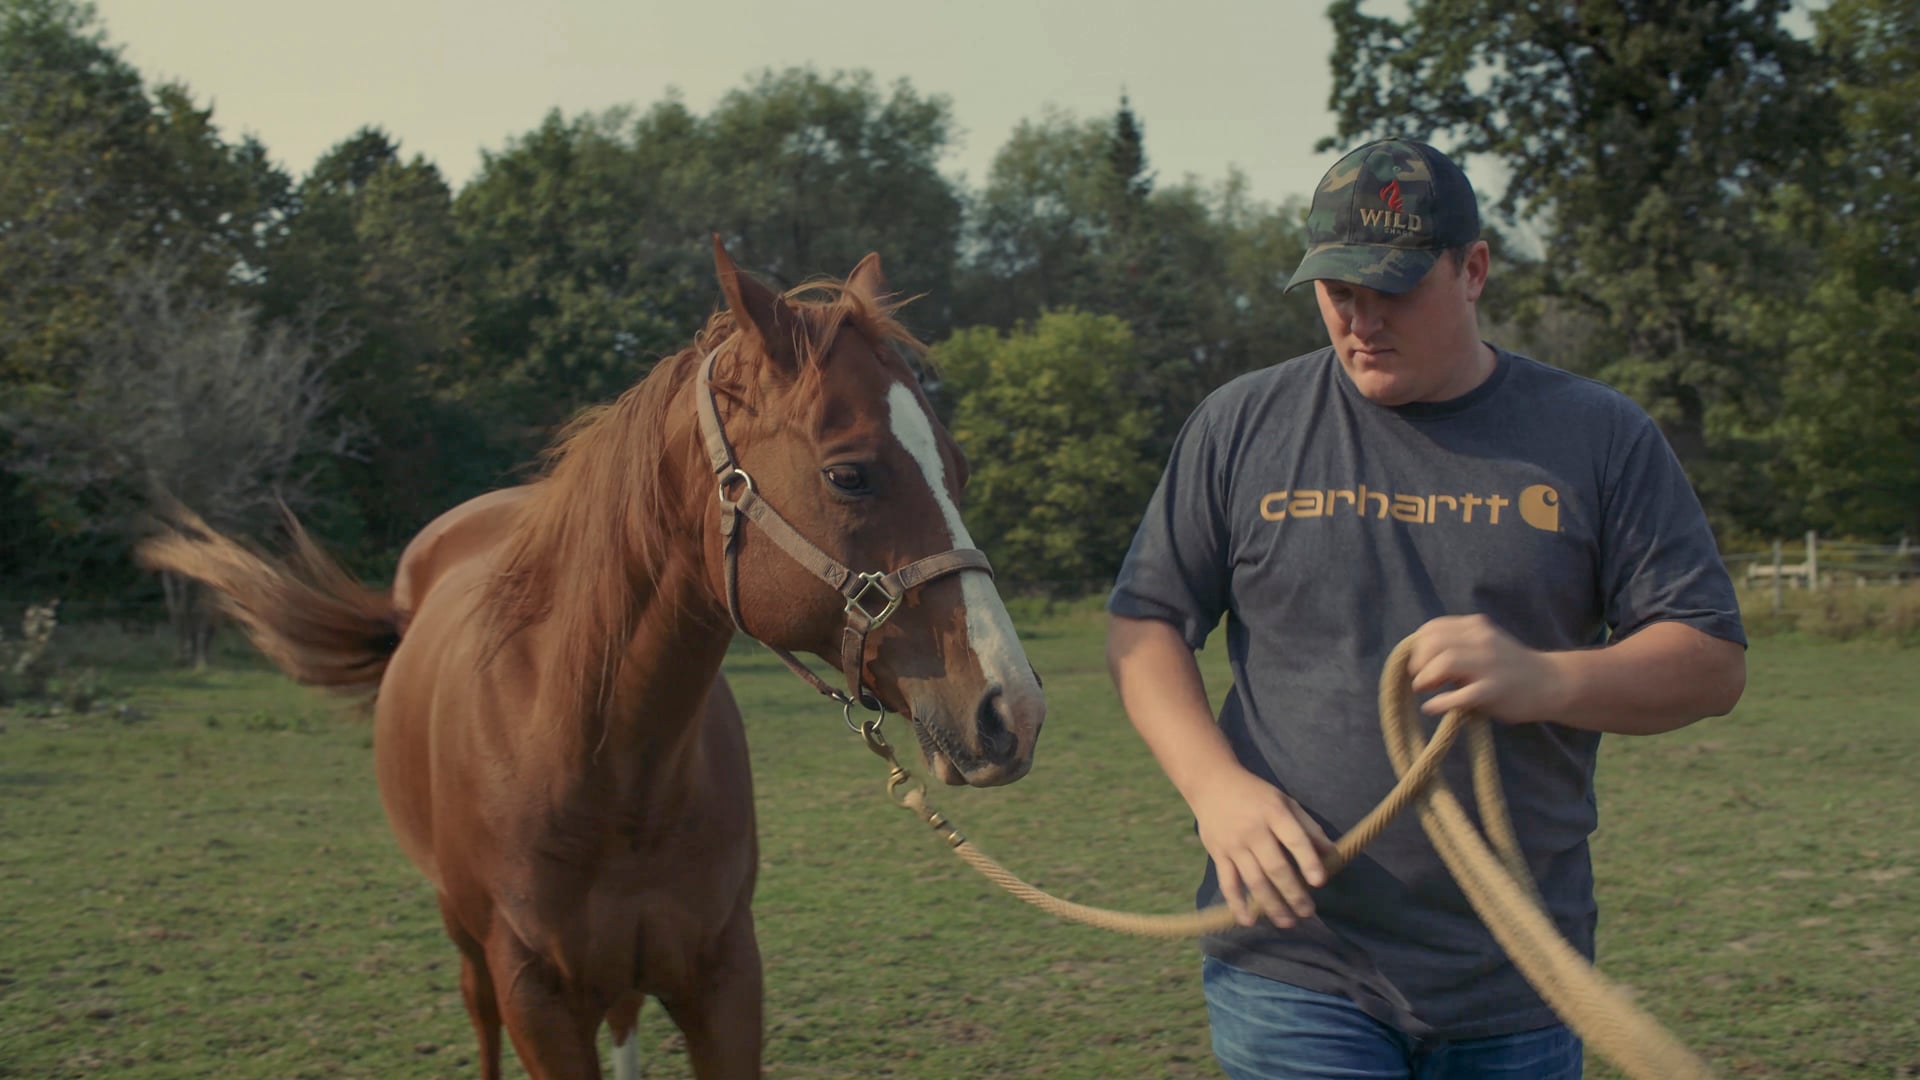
[860,636,1717,1080]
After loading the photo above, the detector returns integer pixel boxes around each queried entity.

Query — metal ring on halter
[718,467,754,502]
[844,695,886,734]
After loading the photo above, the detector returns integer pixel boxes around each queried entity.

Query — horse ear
[712,235,803,376]
[845,251,889,303]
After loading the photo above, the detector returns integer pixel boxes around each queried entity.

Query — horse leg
[662,913,764,1080]
[459,951,504,1079]
[611,1032,639,1080]
[607,993,642,1080]
[437,895,503,1079]
[484,931,603,1080]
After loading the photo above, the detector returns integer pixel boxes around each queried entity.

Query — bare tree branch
[0,253,361,661]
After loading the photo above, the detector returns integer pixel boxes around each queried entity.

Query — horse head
[699,241,1045,787]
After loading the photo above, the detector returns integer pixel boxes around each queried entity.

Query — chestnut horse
[138,242,1048,1079]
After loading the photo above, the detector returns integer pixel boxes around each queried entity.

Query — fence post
[1772,539,1784,614]
[1806,529,1819,591]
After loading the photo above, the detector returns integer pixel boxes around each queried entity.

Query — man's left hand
[1405,614,1568,724]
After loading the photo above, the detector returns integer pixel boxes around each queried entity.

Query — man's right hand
[1107,613,1337,928]
[1189,769,1335,928]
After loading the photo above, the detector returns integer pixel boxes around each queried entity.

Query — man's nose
[1350,301,1384,338]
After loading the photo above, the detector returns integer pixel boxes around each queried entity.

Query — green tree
[0,2,287,334]
[1,0,294,591]
[1323,0,1838,530]
[957,110,1116,331]
[703,68,963,328]
[1,0,161,382]
[455,108,704,433]
[456,68,967,434]
[954,102,1322,455]
[956,98,1188,346]
[267,129,492,560]
[0,255,352,623]
[1108,93,1153,207]
[142,82,290,285]
[935,311,1162,589]
[1756,0,1919,537]
[1130,176,1323,433]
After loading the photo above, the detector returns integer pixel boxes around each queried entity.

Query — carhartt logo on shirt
[1259,483,1562,532]
[1519,484,1560,532]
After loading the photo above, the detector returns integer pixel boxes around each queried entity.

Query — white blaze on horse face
[884,381,1035,691]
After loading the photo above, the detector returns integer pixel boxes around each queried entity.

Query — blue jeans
[1203,957,1583,1079]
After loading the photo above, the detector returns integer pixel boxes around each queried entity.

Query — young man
[1105,138,1747,1079]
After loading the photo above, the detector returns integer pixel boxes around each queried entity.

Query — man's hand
[1189,769,1336,928]
[1405,614,1568,724]
[1107,613,1338,928]
[1406,615,1743,735]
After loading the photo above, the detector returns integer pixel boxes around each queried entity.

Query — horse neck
[602,545,734,743]
[504,555,732,829]
[537,379,737,774]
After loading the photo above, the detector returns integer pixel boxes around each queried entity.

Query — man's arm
[1107,613,1333,927]
[1407,616,1746,735]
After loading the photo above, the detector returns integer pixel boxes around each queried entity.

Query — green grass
[1734,582,1920,646]
[2,609,1916,1078]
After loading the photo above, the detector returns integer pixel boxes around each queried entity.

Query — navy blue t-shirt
[1109,345,1745,1039]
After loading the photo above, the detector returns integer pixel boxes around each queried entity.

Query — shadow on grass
[0,768,67,790]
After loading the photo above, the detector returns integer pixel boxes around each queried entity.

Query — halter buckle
[846,571,902,629]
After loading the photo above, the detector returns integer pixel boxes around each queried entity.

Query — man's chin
[1344,366,1419,407]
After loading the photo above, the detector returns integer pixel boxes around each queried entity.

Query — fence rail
[1723,531,1916,614]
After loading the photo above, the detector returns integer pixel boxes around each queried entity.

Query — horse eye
[823,465,868,493]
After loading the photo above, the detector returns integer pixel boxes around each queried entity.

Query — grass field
[3,605,1917,1078]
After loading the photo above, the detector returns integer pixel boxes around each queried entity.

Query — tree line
[2,0,1913,614]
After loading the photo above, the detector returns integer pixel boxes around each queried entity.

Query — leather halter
[694,348,993,714]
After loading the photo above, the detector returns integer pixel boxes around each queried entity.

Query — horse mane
[482,278,926,731]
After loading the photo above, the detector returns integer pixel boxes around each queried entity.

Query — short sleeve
[1599,418,1747,647]
[1107,403,1233,649]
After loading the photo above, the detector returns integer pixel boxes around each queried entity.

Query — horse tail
[136,502,401,694]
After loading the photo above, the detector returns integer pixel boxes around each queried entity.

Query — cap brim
[1284,243,1440,295]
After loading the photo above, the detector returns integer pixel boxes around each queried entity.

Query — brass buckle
[845,571,902,629]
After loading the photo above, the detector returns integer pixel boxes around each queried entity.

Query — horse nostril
[975,685,1017,761]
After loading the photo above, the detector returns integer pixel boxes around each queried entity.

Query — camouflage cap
[1285,138,1480,295]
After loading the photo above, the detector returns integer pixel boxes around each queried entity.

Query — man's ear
[1460,240,1492,302]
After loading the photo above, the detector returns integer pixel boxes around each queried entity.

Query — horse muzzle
[914,681,1044,787]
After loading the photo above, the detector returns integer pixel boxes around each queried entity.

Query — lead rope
[860,634,1716,1080]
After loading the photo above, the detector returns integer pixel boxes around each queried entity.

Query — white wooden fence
[1722,531,1917,613]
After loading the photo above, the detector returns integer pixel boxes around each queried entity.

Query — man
[1105,138,1747,1079]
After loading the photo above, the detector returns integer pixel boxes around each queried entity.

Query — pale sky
[88,0,1364,209]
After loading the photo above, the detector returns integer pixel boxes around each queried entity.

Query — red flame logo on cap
[1380,180,1405,213]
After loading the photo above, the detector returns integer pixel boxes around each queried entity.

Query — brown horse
[137,241,1047,1079]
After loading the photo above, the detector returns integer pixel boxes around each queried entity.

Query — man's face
[1314,242,1489,407]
